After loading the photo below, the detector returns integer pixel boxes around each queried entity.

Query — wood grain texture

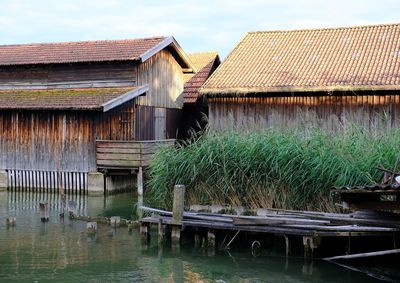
[136,49,184,108]
[209,93,400,131]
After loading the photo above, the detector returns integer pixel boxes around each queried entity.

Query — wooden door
[154,108,166,140]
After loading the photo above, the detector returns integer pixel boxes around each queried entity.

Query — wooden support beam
[207,229,216,248]
[303,236,320,259]
[284,235,290,257]
[324,249,400,261]
[137,167,143,219]
[194,233,203,248]
[140,222,150,244]
[171,225,181,246]
[158,218,166,245]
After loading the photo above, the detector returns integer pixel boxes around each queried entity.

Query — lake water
[0,191,397,282]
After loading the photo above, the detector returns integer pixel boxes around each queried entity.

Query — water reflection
[0,191,389,282]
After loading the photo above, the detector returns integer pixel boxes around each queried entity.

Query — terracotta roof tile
[0,37,165,66]
[0,87,137,110]
[183,52,219,103]
[202,23,400,95]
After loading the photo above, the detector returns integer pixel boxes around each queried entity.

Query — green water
[0,191,396,282]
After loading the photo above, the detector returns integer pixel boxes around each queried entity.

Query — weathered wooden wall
[0,62,137,89]
[0,110,96,172]
[0,99,138,172]
[136,49,184,108]
[209,93,400,132]
[135,106,182,140]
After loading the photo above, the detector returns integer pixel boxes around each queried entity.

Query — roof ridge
[188,51,219,55]
[248,22,400,34]
[0,36,167,48]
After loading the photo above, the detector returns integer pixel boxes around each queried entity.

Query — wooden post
[284,235,290,257]
[6,217,16,227]
[39,203,49,222]
[194,233,203,248]
[68,200,77,218]
[137,167,143,219]
[171,185,185,245]
[303,236,320,259]
[140,222,150,244]
[87,222,97,234]
[158,218,166,245]
[110,216,121,228]
[172,185,185,224]
[207,229,216,248]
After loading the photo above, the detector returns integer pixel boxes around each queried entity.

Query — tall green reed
[146,127,400,212]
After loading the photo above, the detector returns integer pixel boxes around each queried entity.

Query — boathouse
[0,37,196,194]
[181,52,220,138]
[201,23,400,132]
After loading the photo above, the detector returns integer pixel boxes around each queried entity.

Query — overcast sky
[1,0,399,59]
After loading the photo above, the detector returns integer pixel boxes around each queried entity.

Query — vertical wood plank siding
[135,106,182,140]
[0,100,136,173]
[136,49,184,109]
[209,94,400,131]
[0,62,137,89]
[6,169,88,194]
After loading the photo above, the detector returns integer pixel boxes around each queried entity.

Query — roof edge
[102,84,149,112]
[247,22,400,34]
[201,85,400,96]
[139,36,197,72]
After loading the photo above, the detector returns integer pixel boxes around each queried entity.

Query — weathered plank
[96,159,141,167]
[96,153,142,161]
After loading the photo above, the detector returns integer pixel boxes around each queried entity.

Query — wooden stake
[158,218,165,245]
[140,222,150,243]
[110,216,121,228]
[39,202,49,222]
[87,222,97,234]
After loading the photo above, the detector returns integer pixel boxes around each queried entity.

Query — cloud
[0,0,399,58]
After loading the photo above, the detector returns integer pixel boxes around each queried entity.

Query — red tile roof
[0,87,142,110]
[0,37,165,66]
[183,52,219,103]
[202,23,400,96]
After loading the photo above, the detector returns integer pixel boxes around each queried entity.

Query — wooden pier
[140,185,400,258]
[96,138,175,200]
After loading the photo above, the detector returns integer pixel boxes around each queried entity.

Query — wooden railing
[6,169,88,194]
[96,139,176,170]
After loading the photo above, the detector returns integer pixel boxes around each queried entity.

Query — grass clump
[146,127,400,212]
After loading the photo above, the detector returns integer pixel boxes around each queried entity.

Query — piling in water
[87,222,97,234]
[110,216,121,228]
[39,203,49,222]
[6,217,16,227]
[68,200,77,218]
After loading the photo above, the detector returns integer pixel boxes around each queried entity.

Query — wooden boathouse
[201,23,400,132]
[181,52,220,138]
[0,36,196,195]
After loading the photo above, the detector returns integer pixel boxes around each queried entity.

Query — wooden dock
[96,139,175,170]
[139,185,400,258]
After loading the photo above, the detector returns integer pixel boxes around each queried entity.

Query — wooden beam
[324,249,400,261]
[102,84,149,112]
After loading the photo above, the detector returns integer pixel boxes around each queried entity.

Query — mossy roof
[0,87,137,110]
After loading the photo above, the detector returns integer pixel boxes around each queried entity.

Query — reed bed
[146,127,400,212]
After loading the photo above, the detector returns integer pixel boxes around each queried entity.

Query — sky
[0,0,400,59]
